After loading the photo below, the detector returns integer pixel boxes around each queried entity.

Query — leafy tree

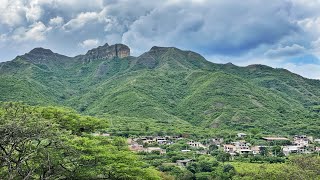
[0,102,162,179]
[271,145,284,157]
[208,144,219,152]
[215,151,231,162]
[260,146,269,156]
[195,172,212,180]
[0,102,71,179]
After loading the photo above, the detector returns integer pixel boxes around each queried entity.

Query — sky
[0,0,320,79]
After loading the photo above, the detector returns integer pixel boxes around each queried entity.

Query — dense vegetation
[0,44,320,179]
[0,102,161,179]
[0,45,319,136]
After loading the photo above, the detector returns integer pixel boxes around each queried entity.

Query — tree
[216,151,231,162]
[0,102,162,180]
[208,144,218,152]
[260,146,269,156]
[271,145,284,157]
[0,102,71,179]
[213,164,236,180]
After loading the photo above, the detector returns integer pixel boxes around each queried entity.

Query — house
[176,159,193,166]
[251,146,262,155]
[232,141,250,149]
[140,136,156,144]
[282,146,304,156]
[211,138,224,145]
[293,135,309,147]
[171,136,184,141]
[129,143,144,152]
[237,149,252,154]
[144,147,166,154]
[156,137,167,144]
[196,150,208,155]
[237,133,247,138]
[224,144,236,154]
[181,149,191,153]
[232,141,251,154]
[187,141,203,148]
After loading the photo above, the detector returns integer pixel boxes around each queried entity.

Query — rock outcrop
[83,43,130,60]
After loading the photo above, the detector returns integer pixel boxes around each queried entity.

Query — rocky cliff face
[83,43,130,60]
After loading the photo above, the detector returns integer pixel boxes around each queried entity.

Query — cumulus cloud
[25,1,43,22]
[49,16,64,27]
[63,12,100,31]
[12,22,50,42]
[78,39,100,48]
[0,0,26,27]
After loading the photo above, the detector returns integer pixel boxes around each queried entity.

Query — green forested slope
[0,44,319,136]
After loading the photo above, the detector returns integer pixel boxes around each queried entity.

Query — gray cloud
[122,0,302,56]
[264,44,306,58]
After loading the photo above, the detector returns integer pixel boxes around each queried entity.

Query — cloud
[0,34,7,41]
[0,0,26,27]
[122,0,300,56]
[63,12,100,31]
[25,1,43,22]
[264,44,307,58]
[78,39,100,48]
[12,22,50,42]
[49,16,64,27]
[284,63,320,79]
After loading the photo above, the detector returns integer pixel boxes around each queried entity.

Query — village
[120,133,320,165]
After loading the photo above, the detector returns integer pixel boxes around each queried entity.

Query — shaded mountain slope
[0,43,319,135]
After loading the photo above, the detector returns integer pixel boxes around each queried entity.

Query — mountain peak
[28,47,54,56]
[150,46,177,52]
[84,43,130,60]
[20,47,63,62]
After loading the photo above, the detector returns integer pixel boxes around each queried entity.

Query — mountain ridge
[0,43,319,136]
[7,44,315,80]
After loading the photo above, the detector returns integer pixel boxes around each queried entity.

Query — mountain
[0,43,319,136]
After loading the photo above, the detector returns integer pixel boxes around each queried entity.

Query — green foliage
[1,47,320,136]
[231,156,320,179]
[214,151,231,162]
[38,106,108,135]
[0,102,161,179]
[186,156,219,173]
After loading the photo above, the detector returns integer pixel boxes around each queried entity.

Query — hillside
[0,43,319,136]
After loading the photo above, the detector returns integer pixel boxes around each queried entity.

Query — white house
[156,137,167,144]
[293,135,309,147]
[176,159,193,166]
[144,147,166,154]
[283,146,304,156]
[187,141,206,148]
[250,146,261,155]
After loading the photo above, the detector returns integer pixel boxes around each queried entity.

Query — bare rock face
[84,43,130,60]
